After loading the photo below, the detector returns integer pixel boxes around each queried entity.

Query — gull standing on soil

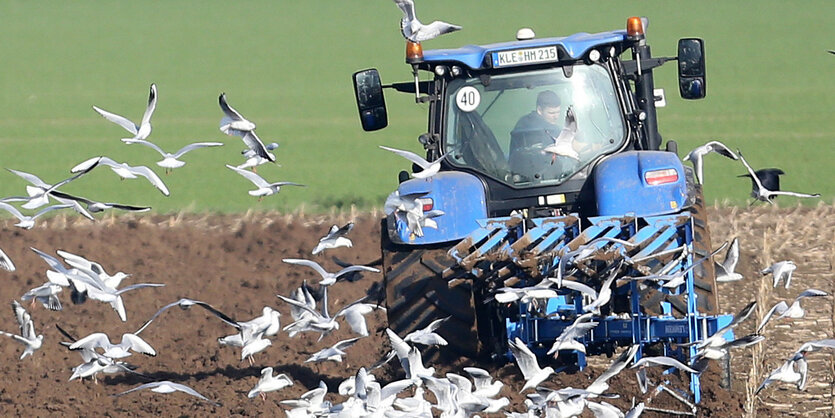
[0,202,73,230]
[393,0,462,43]
[762,260,797,289]
[248,367,294,400]
[312,222,354,255]
[0,248,15,272]
[543,106,579,162]
[508,336,555,392]
[737,150,820,204]
[282,258,380,286]
[715,237,743,282]
[69,331,156,359]
[121,138,224,174]
[0,301,43,359]
[72,156,170,196]
[682,140,738,184]
[226,164,304,200]
[92,83,157,143]
[113,380,221,406]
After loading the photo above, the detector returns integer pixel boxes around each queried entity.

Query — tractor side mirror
[677,38,706,100]
[353,69,388,131]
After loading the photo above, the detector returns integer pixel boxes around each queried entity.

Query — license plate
[492,46,559,68]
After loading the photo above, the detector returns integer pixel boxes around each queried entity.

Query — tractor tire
[381,218,488,360]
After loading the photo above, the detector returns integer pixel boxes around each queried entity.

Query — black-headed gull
[72,156,170,196]
[69,332,156,359]
[92,83,157,143]
[58,249,130,289]
[762,260,797,288]
[218,92,256,136]
[682,140,738,184]
[0,301,43,359]
[248,367,293,400]
[462,366,504,399]
[0,248,15,272]
[755,353,805,395]
[122,138,224,173]
[403,315,450,346]
[0,202,73,230]
[737,150,820,204]
[312,222,354,255]
[282,258,380,286]
[134,297,239,335]
[7,161,99,210]
[508,337,555,392]
[304,337,360,364]
[236,131,277,169]
[543,106,579,162]
[715,237,743,282]
[66,272,164,322]
[546,312,599,356]
[379,145,448,179]
[586,344,640,396]
[21,283,63,311]
[393,0,461,43]
[49,190,151,214]
[226,164,303,200]
[334,302,385,337]
[113,380,220,406]
[756,289,829,333]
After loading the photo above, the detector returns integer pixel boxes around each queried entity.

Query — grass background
[0,1,832,214]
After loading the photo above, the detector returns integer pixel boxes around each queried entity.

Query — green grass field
[0,1,832,214]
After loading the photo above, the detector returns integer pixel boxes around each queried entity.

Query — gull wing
[631,356,698,374]
[7,168,49,188]
[393,0,417,22]
[69,332,112,351]
[92,106,138,135]
[121,333,156,356]
[756,301,789,333]
[0,202,26,222]
[240,131,274,161]
[123,138,166,156]
[0,248,14,272]
[508,337,541,381]
[379,145,431,170]
[283,258,330,280]
[172,142,224,159]
[219,93,247,122]
[140,84,157,127]
[226,164,270,188]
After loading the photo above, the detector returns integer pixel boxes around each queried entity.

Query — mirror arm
[621,56,675,75]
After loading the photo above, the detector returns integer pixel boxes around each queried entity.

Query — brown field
[0,204,832,417]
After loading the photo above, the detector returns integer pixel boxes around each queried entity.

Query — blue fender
[594,151,688,217]
[387,172,488,245]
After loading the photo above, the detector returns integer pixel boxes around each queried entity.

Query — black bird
[737,150,820,204]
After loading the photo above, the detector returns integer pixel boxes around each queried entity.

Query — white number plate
[492,46,559,68]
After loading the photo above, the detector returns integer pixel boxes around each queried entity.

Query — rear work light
[417,197,433,212]
[644,168,679,185]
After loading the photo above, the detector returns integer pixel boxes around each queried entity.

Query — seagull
[56,325,143,383]
[69,332,156,359]
[282,258,380,286]
[379,145,448,179]
[30,247,93,304]
[682,140,738,184]
[238,139,279,171]
[217,306,282,346]
[762,260,797,288]
[755,353,805,395]
[49,190,151,214]
[586,344,640,396]
[134,297,239,335]
[393,0,461,43]
[737,150,820,204]
[546,312,599,356]
[113,380,220,406]
[218,92,256,136]
[71,156,170,196]
[58,249,130,289]
[715,237,743,282]
[0,301,43,359]
[248,367,293,400]
[620,241,727,289]
[334,302,385,337]
[384,190,435,237]
[631,355,699,374]
[277,291,368,341]
[305,337,361,364]
[582,261,623,314]
[226,164,304,200]
[543,106,579,162]
[462,367,504,399]
[65,272,164,322]
[0,248,15,271]
[92,83,157,143]
[312,222,354,255]
[508,337,555,392]
[280,381,330,416]
[404,315,450,346]
[682,301,757,355]
[0,202,73,229]
[21,283,63,311]
[7,162,100,210]
[756,289,829,333]
[121,138,224,173]
[691,333,765,370]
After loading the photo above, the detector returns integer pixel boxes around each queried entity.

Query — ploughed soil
[0,204,832,417]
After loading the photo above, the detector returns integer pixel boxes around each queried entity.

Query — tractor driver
[508,90,567,183]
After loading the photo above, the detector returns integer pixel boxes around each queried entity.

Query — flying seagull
[0,202,73,230]
[218,92,256,136]
[248,367,293,400]
[113,381,220,406]
[49,190,151,214]
[762,260,797,289]
[226,164,304,200]
[238,137,279,171]
[7,160,100,210]
[0,301,43,359]
[379,145,448,179]
[0,248,15,271]
[72,156,170,196]
[92,83,157,143]
[508,337,555,392]
[715,237,743,282]
[393,0,461,43]
[69,332,156,359]
[682,140,738,184]
[121,138,224,173]
[312,222,354,255]
[543,106,579,162]
[737,150,820,204]
[282,258,380,286]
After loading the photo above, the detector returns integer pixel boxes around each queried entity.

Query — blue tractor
[353,17,732,402]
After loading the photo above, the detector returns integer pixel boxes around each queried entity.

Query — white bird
[71,156,170,196]
[282,258,380,286]
[0,301,43,359]
[546,312,599,356]
[226,164,304,200]
[682,301,757,356]
[240,333,272,364]
[92,83,157,143]
[543,106,579,162]
[134,297,240,335]
[737,150,820,204]
[235,131,277,168]
[393,0,461,43]
[621,242,726,290]
[582,262,622,314]
[715,237,743,282]
[218,92,256,136]
[682,140,738,184]
[7,163,99,210]
[384,190,436,237]
[69,356,139,383]
[404,315,450,346]
[587,401,625,418]
[755,353,805,395]
[0,248,14,272]
[379,145,448,179]
[21,283,63,311]
[67,273,164,322]
[756,289,829,333]
[586,344,640,396]
[630,355,698,392]
[121,138,224,173]
[508,336,555,392]
[305,337,360,363]
[58,249,130,289]
[312,222,354,255]
[69,332,156,359]
[113,380,220,406]
[280,381,330,416]
[49,190,151,214]
[462,366,504,399]
[0,202,73,230]
[334,302,385,337]
[762,260,797,288]
[248,367,293,400]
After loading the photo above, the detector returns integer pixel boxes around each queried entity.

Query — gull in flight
[631,355,699,393]
[134,298,239,334]
[737,150,820,204]
[217,306,282,348]
[384,190,440,237]
[58,249,131,290]
[113,381,220,406]
[334,302,385,337]
[0,202,73,230]
[620,242,727,289]
[7,161,100,210]
[282,258,380,286]
[69,331,156,359]
[92,83,157,143]
[379,145,449,179]
[682,140,738,184]
[546,312,599,357]
[248,367,293,400]
[0,301,43,359]
[508,336,555,392]
[226,164,304,200]
[680,301,757,369]
[762,260,797,288]
[49,190,151,214]
[715,237,743,282]
[543,106,579,162]
[755,353,806,395]
[238,137,279,171]
[586,344,640,396]
[56,325,142,383]
[393,0,461,43]
[21,282,63,311]
[304,337,361,364]
[72,156,170,196]
[756,289,829,333]
[312,222,354,255]
[218,92,256,136]
[0,248,14,271]
[121,138,224,174]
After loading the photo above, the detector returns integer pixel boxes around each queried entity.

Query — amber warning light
[406,41,424,63]
[626,16,645,37]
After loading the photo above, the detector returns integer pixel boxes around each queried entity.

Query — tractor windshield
[444,65,626,187]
